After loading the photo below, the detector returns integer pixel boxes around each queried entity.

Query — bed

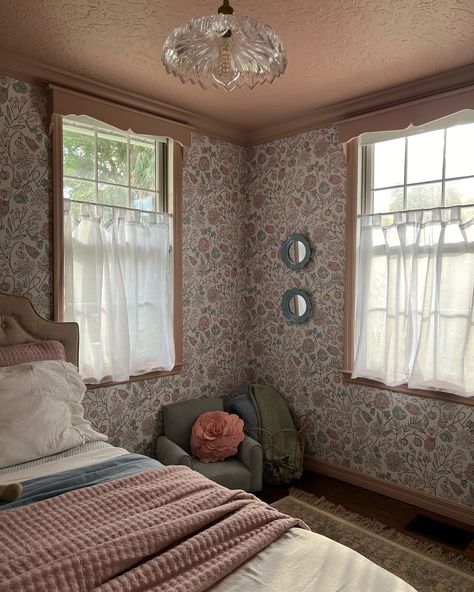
[0,293,417,592]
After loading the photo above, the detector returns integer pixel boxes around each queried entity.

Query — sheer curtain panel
[352,206,474,397]
[64,202,174,383]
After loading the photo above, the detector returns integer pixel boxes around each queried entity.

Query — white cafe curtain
[64,201,174,383]
[352,205,474,397]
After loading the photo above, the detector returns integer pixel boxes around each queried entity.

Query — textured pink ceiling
[1,0,473,132]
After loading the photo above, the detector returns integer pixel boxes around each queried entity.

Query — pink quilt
[0,465,307,591]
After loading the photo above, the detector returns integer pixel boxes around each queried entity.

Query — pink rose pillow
[191,411,245,463]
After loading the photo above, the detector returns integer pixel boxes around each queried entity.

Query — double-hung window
[350,111,474,398]
[57,115,176,384]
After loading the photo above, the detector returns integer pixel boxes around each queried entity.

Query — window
[63,117,168,214]
[57,115,178,384]
[362,119,474,215]
[349,112,474,398]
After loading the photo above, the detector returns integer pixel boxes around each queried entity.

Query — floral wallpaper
[0,76,248,456]
[245,127,474,507]
[0,76,472,507]
[0,77,52,318]
[82,134,249,455]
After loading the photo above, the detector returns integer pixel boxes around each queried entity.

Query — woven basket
[248,416,310,485]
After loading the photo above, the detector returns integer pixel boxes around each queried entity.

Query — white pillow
[0,360,107,468]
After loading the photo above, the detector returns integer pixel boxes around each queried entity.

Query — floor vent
[405,515,473,550]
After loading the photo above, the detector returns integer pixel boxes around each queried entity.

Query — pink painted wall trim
[338,85,474,143]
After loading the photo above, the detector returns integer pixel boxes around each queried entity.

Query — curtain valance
[339,86,474,144]
[49,85,193,147]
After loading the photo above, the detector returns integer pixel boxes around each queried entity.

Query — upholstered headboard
[0,293,79,366]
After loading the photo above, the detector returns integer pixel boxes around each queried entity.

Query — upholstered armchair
[156,398,263,492]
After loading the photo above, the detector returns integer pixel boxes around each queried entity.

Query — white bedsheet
[0,442,128,483]
[0,444,417,592]
[211,528,417,592]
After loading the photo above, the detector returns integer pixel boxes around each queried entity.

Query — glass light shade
[162,13,287,91]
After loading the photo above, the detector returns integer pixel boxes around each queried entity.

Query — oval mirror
[281,234,311,270]
[282,289,311,324]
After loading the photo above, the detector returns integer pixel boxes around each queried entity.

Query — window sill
[340,370,474,406]
[85,363,186,390]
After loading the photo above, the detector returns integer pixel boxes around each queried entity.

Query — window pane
[64,178,96,203]
[63,127,95,180]
[97,132,128,185]
[445,123,474,179]
[406,182,442,210]
[373,138,405,189]
[445,178,474,206]
[98,183,129,207]
[130,140,156,190]
[131,189,157,212]
[373,187,404,213]
[407,130,444,184]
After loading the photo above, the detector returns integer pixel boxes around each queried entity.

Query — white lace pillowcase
[0,359,107,468]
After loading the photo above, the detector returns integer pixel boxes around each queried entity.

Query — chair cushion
[192,457,251,491]
[228,393,259,437]
[162,398,223,453]
[191,411,244,463]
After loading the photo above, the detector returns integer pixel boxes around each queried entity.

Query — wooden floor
[256,470,474,562]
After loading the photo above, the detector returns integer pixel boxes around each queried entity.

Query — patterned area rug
[272,489,474,592]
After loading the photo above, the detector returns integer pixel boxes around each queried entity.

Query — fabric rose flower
[191,411,244,463]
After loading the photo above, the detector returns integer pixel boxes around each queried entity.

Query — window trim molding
[52,115,65,321]
[52,112,184,385]
[171,141,184,371]
[338,85,474,144]
[49,85,192,148]
[343,138,359,373]
[340,371,474,407]
[86,363,187,390]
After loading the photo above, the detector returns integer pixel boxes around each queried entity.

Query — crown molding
[0,49,248,146]
[1,48,473,147]
[246,63,474,145]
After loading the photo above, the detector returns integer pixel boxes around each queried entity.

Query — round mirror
[289,240,307,264]
[281,234,311,270]
[289,294,307,316]
[282,289,311,324]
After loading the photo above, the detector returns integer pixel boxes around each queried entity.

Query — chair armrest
[238,435,263,492]
[156,436,193,468]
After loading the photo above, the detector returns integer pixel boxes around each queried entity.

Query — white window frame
[361,114,474,216]
[62,116,168,215]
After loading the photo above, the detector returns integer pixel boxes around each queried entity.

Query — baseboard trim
[304,457,474,527]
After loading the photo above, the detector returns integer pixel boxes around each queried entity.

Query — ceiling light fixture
[162,0,287,92]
